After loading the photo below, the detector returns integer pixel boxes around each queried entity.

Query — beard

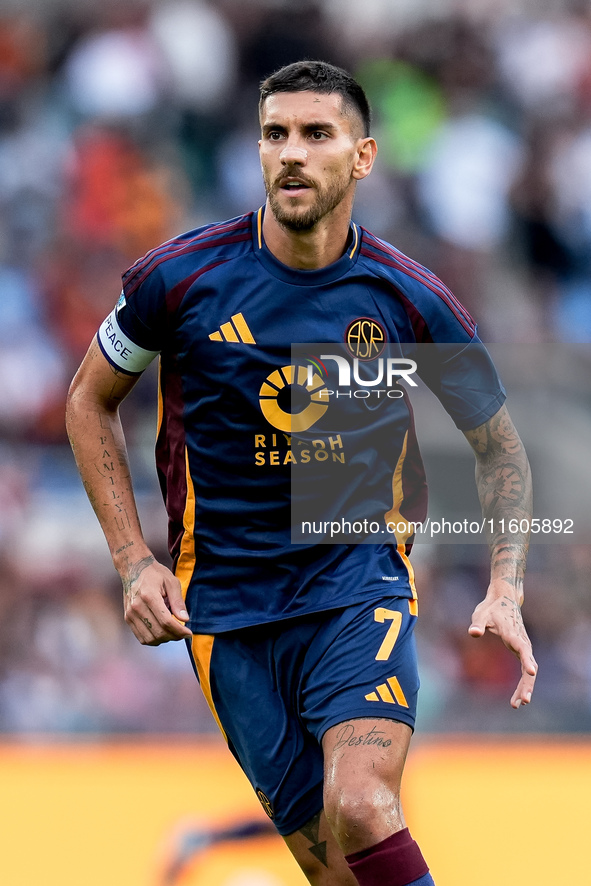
[264,167,352,232]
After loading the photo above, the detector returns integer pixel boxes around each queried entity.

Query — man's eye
[310,131,328,140]
[268,131,284,140]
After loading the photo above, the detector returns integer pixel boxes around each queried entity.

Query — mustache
[273,168,316,189]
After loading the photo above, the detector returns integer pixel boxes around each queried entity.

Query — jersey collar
[252,206,361,286]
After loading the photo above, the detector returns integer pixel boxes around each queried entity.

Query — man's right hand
[121,556,193,645]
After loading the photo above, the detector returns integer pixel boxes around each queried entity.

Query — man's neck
[261,201,353,270]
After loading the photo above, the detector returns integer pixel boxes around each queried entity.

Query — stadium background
[0,0,590,882]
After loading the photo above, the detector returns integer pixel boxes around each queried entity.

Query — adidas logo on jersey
[365,676,409,707]
[209,313,256,344]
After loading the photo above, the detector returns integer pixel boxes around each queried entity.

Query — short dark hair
[259,60,371,137]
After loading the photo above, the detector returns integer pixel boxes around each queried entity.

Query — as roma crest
[345,318,386,360]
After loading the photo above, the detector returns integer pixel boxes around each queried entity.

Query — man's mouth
[278,177,313,195]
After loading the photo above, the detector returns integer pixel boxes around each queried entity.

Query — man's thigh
[187,596,419,838]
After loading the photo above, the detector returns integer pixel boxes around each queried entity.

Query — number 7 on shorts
[374,607,403,661]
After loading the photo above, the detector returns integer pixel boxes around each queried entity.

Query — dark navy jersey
[97,208,505,633]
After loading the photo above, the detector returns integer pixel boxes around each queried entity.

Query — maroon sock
[345,827,429,886]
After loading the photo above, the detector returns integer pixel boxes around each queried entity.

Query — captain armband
[97,309,160,375]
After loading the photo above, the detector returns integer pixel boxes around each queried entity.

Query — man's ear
[352,137,378,181]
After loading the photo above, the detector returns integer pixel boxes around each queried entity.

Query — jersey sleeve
[383,262,506,430]
[96,261,167,375]
[418,334,506,431]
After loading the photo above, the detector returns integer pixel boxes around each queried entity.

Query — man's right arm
[66,337,192,646]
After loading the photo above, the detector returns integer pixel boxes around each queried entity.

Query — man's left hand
[468,585,538,709]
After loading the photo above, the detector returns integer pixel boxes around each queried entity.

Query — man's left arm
[463,403,538,708]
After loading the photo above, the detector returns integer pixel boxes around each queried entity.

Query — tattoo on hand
[500,595,529,639]
[122,555,155,598]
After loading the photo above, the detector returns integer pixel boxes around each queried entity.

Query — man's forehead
[260,90,348,124]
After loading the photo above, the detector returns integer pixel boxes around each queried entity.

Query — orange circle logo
[345,318,386,360]
[258,364,329,432]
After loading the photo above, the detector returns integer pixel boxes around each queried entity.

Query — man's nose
[279,144,308,165]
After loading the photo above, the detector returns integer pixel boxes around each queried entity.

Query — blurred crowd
[1,0,591,735]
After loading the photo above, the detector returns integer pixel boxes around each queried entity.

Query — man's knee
[322,718,411,852]
[324,778,403,845]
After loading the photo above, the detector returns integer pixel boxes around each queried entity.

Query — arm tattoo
[298,811,328,868]
[465,406,532,588]
[114,541,134,556]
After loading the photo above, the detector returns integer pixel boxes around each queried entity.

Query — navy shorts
[188,595,419,836]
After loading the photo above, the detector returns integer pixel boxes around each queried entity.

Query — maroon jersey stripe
[165,261,229,315]
[155,360,188,566]
[399,397,428,534]
[361,234,476,334]
[125,232,251,299]
[124,218,251,290]
[360,245,475,337]
[362,231,476,329]
[385,282,434,344]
